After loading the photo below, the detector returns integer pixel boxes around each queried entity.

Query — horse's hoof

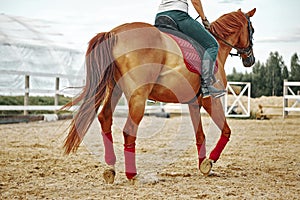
[200,158,213,176]
[103,167,116,184]
[128,174,139,185]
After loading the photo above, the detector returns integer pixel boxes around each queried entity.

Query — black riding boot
[201,60,226,98]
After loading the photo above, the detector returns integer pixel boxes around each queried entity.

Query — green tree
[241,71,252,82]
[227,67,244,82]
[251,61,267,97]
[226,51,290,97]
[265,52,285,96]
[290,53,300,81]
[282,65,289,80]
[289,53,300,93]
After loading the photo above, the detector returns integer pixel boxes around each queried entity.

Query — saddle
[155,15,205,75]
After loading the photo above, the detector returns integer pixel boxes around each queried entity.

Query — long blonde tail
[63,32,116,154]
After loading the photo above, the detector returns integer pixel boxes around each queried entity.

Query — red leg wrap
[196,142,206,167]
[101,131,116,166]
[124,143,137,179]
[209,135,229,162]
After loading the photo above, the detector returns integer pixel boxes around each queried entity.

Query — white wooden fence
[224,82,251,118]
[0,70,84,114]
[283,80,300,117]
[2,73,298,119]
[1,72,251,118]
[0,70,165,116]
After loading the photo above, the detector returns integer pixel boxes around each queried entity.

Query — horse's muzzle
[243,55,255,67]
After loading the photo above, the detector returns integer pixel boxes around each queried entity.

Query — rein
[196,14,253,57]
[209,31,252,57]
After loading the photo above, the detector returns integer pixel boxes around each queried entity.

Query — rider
[156,0,226,98]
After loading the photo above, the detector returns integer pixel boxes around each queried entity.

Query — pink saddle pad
[165,33,219,75]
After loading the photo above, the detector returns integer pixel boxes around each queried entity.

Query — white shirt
[158,0,189,13]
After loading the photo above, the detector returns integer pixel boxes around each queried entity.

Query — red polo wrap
[101,131,116,165]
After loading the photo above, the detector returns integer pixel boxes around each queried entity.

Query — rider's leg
[156,10,225,98]
[201,59,226,98]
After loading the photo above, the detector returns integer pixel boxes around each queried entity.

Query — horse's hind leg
[122,87,151,182]
[98,84,122,183]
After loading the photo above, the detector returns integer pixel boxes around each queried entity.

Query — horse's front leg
[188,104,207,172]
[98,84,122,184]
[202,97,231,163]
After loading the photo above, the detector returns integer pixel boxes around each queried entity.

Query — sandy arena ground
[1,113,299,199]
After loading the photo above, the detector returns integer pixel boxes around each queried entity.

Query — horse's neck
[216,42,233,87]
[218,42,232,65]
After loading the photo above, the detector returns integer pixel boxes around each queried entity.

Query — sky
[1,0,300,73]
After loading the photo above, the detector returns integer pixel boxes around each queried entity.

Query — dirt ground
[1,113,299,199]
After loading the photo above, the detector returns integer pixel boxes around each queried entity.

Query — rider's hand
[202,17,210,30]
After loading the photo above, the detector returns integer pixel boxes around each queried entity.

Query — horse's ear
[237,8,242,12]
[246,8,256,17]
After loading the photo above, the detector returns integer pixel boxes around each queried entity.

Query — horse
[63,8,256,183]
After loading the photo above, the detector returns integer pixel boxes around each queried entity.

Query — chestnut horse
[64,8,256,183]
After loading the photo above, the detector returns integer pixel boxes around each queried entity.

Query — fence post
[54,77,60,113]
[283,79,288,118]
[24,75,30,115]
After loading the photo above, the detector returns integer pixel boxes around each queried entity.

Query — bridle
[207,14,254,58]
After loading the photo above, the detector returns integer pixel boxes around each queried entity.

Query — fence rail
[0,70,165,115]
[0,70,84,115]
[0,69,82,78]
[283,80,300,117]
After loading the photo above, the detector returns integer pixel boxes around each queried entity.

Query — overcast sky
[1,0,300,72]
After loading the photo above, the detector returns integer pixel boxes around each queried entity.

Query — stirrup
[212,91,226,98]
[202,92,225,99]
[202,86,226,99]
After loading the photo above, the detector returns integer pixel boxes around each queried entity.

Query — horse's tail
[63,32,116,154]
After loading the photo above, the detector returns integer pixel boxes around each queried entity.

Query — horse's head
[238,8,256,67]
[210,8,256,67]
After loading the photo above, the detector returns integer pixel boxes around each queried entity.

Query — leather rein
[197,15,254,58]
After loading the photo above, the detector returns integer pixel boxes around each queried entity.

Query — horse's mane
[210,10,247,39]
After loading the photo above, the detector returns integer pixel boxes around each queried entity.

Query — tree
[251,61,267,97]
[227,67,244,82]
[226,51,291,97]
[282,65,289,80]
[289,53,300,93]
[290,53,300,81]
[265,52,286,96]
[241,71,251,82]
